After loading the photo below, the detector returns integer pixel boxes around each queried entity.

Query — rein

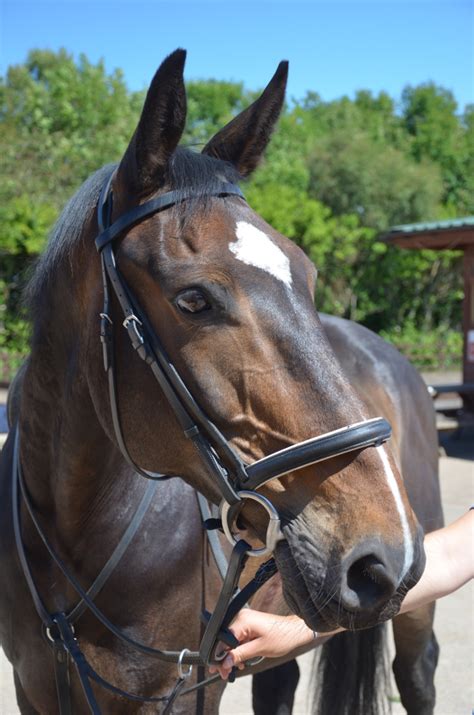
[13,172,392,713]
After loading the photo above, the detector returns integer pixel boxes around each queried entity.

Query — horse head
[66,50,424,633]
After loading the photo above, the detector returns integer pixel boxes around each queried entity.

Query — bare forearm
[399,509,474,614]
[211,511,474,678]
[312,511,474,640]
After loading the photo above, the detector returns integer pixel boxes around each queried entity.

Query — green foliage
[0,198,52,364]
[0,49,143,368]
[0,48,141,209]
[0,196,56,255]
[352,246,463,335]
[380,323,463,371]
[401,84,474,213]
[184,80,249,145]
[1,50,471,373]
[307,132,443,231]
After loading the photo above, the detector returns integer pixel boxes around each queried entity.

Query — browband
[95,180,245,252]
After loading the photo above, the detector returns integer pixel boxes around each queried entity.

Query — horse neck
[19,258,131,547]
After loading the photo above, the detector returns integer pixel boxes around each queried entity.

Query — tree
[307,130,444,231]
[0,50,469,371]
[402,83,473,213]
[184,80,248,146]
[0,48,141,211]
[0,50,141,369]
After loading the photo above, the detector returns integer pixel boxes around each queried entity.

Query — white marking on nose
[229,221,292,288]
[376,446,414,580]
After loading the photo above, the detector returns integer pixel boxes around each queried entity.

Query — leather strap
[244,417,391,490]
[196,493,228,582]
[53,614,177,710]
[198,539,249,664]
[52,638,73,715]
[15,450,201,663]
[221,558,278,629]
[99,246,246,502]
[161,677,189,715]
[95,182,245,252]
[96,174,248,503]
[68,480,158,624]
[12,427,54,627]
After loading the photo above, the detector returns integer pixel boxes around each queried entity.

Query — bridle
[12,169,392,714]
[94,170,391,549]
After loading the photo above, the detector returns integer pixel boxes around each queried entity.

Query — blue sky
[1,1,472,109]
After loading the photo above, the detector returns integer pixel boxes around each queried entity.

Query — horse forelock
[168,147,241,196]
[165,148,243,227]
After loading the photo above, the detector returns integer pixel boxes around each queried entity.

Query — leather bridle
[95,171,391,550]
[12,169,392,714]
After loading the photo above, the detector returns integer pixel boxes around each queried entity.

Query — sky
[1,0,473,110]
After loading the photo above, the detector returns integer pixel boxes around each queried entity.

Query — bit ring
[220,491,283,558]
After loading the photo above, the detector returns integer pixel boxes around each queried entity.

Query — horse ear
[117,49,187,195]
[202,61,288,177]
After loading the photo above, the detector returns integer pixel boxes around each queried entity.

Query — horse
[250,314,443,715]
[0,49,441,714]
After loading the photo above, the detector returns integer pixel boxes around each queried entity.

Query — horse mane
[24,162,114,326]
[24,148,241,336]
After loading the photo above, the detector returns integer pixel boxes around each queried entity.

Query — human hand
[208,608,315,680]
[209,511,474,681]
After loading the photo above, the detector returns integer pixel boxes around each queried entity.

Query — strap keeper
[136,344,150,362]
[203,518,223,531]
[200,610,239,649]
[123,314,145,350]
[99,313,113,372]
[184,425,200,439]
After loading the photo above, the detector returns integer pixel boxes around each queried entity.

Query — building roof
[380,216,474,250]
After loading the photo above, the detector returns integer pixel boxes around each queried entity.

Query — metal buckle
[177,648,193,680]
[45,622,75,643]
[100,312,113,325]
[123,314,144,346]
[220,491,283,558]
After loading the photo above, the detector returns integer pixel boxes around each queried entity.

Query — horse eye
[175,289,211,315]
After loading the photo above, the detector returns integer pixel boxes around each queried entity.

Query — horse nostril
[340,551,399,612]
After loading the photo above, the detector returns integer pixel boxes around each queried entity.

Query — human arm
[398,508,473,614]
[210,510,474,679]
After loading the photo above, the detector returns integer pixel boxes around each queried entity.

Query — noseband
[13,170,392,713]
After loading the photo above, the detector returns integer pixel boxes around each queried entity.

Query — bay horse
[250,314,443,715]
[0,49,441,715]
